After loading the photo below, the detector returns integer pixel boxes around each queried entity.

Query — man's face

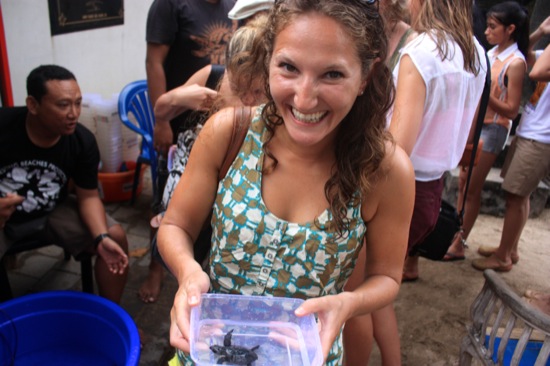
[30,79,82,136]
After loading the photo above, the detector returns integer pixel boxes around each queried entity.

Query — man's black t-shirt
[146,0,237,134]
[0,107,100,223]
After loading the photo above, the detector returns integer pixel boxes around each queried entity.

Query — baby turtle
[210,329,260,365]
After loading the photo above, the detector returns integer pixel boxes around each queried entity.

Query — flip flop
[442,252,465,262]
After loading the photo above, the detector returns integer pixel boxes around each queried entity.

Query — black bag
[411,200,460,261]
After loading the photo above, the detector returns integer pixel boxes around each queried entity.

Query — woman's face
[268,12,366,147]
[485,16,514,46]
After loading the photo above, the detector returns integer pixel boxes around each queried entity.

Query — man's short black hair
[26,65,77,103]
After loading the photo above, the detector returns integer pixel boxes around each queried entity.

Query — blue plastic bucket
[485,335,550,365]
[0,291,140,366]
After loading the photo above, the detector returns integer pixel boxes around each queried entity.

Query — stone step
[442,167,550,218]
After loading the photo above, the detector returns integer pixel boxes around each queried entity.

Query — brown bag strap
[218,106,252,180]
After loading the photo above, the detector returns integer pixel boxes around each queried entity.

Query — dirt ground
[369,207,550,365]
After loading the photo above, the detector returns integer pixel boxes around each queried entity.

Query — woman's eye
[279,62,297,73]
[326,71,343,79]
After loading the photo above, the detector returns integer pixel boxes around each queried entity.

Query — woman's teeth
[292,108,326,123]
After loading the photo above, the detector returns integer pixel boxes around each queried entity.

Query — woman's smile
[269,12,366,146]
[291,108,328,124]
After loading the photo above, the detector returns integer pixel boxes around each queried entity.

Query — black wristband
[93,233,111,247]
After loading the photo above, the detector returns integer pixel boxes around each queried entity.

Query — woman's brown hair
[246,0,395,235]
[412,0,481,75]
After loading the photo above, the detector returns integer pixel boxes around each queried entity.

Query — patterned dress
[177,105,367,365]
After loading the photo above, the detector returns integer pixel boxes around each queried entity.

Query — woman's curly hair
[241,0,395,236]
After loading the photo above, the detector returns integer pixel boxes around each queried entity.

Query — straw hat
[228,0,274,20]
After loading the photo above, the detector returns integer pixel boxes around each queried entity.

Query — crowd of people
[1,0,549,365]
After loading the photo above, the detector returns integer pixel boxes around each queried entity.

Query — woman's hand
[169,267,211,352]
[295,293,352,363]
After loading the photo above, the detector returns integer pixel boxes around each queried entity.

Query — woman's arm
[158,107,238,352]
[295,145,415,360]
[487,59,526,120]
[153,65,219,122]
[530,45,550,82]
[388,54,427,155]
[527,16,550,68]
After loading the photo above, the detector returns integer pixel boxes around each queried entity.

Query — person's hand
[175,84,218,111]
[153,121,174,156]
[0,193,25,229]
[97,237,129,274]
[169,267,210,352]
[294,294,352,363]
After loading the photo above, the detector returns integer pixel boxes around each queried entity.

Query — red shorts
[407,177,445,254]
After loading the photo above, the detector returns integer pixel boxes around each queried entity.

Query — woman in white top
[368,0,487,362]
[390,0,487,280]
[445,1,530,263]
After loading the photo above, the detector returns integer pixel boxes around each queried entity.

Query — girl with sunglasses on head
[157,0,415,365]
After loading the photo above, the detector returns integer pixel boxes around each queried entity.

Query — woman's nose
[293,76,319,110]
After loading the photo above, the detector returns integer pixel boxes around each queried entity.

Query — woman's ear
[359,79,367,96]
[506,24,516,38]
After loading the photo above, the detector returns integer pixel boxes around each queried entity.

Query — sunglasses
[358,0,379,18]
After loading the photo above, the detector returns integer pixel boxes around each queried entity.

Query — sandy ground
[368,208,550,365]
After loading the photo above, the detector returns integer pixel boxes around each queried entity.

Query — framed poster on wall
[48,0,124,36]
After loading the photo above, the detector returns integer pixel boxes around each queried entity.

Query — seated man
[0,64,128,303]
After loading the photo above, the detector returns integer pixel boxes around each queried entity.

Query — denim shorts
[481,123,509,154]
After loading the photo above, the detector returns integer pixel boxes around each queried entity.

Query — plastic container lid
[190,293,323,366]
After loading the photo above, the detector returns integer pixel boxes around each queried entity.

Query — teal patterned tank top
[177,105,367,365]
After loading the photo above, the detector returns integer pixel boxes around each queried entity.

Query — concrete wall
[1,0,153,105]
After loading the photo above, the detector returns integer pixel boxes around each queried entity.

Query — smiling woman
[157,1,415,365]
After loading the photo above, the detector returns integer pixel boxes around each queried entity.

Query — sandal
[472,255,513,272]
[442,230,467,262]
[477,245,519,264]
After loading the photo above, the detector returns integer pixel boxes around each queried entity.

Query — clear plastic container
[190,294,323,366]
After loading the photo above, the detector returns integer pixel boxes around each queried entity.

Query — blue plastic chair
[118,80,157,203]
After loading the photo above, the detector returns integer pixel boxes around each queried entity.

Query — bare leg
[343,245,374,365]
[494,192,528,262]
[139,258,165,303]
[446,152,498,259]
[138,223,165,303]
[402,255,419,281]
[372,305,402,366]
[95,224,129,303]
[472,192,528,271]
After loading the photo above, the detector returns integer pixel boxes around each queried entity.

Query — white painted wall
[1,0,153,105]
